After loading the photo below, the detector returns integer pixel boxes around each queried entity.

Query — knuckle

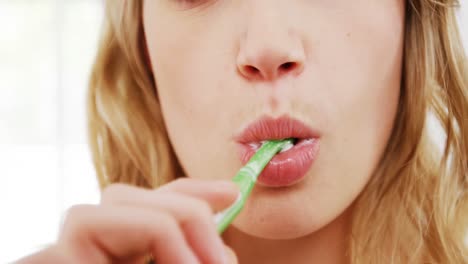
[168,178,190,188]
[100,183,129,203]
[159,193,212,222]
[195,200,213,217]
[187,199,212,222]
[148,212,178,236]
[61,204,95,236]
[65,204,93,220]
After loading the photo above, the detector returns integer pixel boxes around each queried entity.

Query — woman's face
[143,0,405,239]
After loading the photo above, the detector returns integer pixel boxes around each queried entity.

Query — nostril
[280,62,296,71]
[244,65,260,75]
[239,61,303,80]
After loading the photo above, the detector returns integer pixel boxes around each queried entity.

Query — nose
[237,7,306,82]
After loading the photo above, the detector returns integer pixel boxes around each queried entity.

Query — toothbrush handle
[214,171,255,233]
[214,139,294,234]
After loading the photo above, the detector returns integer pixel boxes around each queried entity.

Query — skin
[144,0,404,263]
[18,179,240,264]
[18,0,405,263]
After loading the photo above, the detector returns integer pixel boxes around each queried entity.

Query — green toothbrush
[214,138,295,234]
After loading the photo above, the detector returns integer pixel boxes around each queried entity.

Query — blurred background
[0,1,102,262]
[0,1,467,262]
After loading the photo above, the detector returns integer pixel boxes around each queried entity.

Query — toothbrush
[214,138,295,234]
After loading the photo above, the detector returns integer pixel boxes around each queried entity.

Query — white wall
[0,2,467,263]
[0,1,102,262]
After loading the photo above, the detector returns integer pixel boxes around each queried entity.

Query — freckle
[346,32,351,37]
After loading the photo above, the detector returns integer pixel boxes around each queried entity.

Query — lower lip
[238,139,320,187]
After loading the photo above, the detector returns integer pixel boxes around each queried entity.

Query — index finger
[157,178,239,211]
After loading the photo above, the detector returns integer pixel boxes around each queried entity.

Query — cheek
[332,3,404,148]
[295,0,404,142]
[143,8,239,179]
[296,0,404,208]
[144,15,229,122]
[144,3,198,106]
[269,3,405,236]
[316,2,404,192]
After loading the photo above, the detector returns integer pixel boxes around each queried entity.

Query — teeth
[248,142,261,149]
[280,142,294,153]
[250,138,307,153]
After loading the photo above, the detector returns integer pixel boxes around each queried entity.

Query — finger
[225,245,239,264]
[59,204,199,264]
[15,245,69,263]
[102,186,227,264]
[157,178,240,211]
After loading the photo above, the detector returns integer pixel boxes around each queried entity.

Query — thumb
[224,245,238,264]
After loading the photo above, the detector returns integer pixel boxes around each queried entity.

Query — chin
[230,185,327,240]
[233,217,317,240]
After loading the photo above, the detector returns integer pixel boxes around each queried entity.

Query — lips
[235,116,320,187]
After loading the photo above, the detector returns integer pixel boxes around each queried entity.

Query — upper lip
[234,115,320,143]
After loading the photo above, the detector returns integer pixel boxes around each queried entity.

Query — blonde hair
[88,0,468,262]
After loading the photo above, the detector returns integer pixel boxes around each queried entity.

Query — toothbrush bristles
[280,141,294,153]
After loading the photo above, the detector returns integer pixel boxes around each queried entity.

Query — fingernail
[215,181,240,193]
[223,245,238,264]
[221,250,228,264]
[216,236,229,264]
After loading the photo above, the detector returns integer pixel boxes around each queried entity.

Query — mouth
[234,115,320,187]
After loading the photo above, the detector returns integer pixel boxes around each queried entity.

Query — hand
[17,178,239,264]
